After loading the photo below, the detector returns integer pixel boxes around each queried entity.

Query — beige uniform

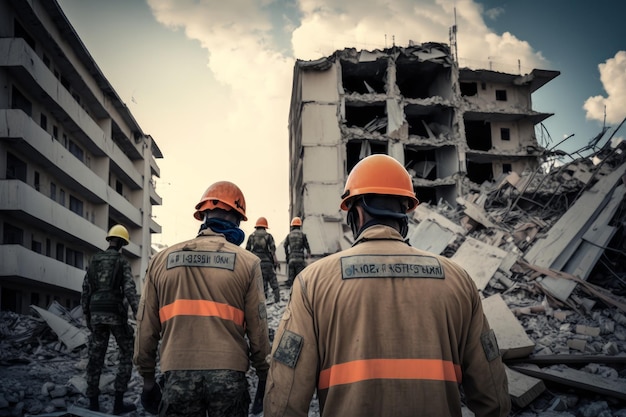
[134,229,270,380]
[265,225,510,417]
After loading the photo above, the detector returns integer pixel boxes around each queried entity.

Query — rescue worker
[264,154,511,417]
[81,224,138,415]
[283,217,310,287]
[134,181,270,417]
[246,217,281,304]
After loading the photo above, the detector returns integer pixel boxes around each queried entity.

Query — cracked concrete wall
[289,43,555,256]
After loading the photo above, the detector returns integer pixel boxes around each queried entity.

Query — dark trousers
[86,323,134,397]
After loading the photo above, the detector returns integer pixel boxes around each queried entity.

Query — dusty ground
[1,274,625,417]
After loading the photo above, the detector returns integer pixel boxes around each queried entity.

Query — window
[50,182,56,201]
[62,134,68,148]
[495,90,507,101]
[56,243,65,261]
[500,128,510,141]
[3,223,24,245]
[46,239,51,257]
[69,195,84,216]
[66,248,84,269]
[116,180,123,195]
[68,140,84,162]
[34,171,40,190]
[53,125,58,140]
[460,82,477,97]
[43,54,51,68]
[31,292,40,307]
[59,189,66,206]
[40,114,47,131]
[6,153,27,181]
[11,86,32,116]
[32,239,42,254]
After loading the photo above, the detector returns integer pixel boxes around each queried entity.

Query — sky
[55,0,626,249]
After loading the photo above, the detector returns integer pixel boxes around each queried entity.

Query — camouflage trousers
[260,261,279,297]
[86,323,134,397]
[287,259,307,287]
[160,369,250,417]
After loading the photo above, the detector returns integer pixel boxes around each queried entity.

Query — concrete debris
[2,136,626,416]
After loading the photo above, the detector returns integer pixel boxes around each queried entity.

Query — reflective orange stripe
[159,299,244,326]
[318,358,462,390]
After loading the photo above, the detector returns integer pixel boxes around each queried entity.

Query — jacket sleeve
[461,286,511,417]
[283,237,289,258]
[121,258,139,316]
[133,260,162,380]
[81,271,91,319]
[245,259,271,377]
[265,275,318,417]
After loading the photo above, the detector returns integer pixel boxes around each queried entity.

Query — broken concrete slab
[511,363,626,401]
[524,159,626,272]
[505,367,546,408]
[482,294,535,359]
[407,219,455,254]
[538,183,625,301]
[30,305,88,352]
[451,237,509,291]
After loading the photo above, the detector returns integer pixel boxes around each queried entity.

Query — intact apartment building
[0,0,163,314]
[288,43,559,256]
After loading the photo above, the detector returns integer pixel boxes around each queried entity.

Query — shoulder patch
[166,250,236,270]
[273,330,303,368]
[481,329,501,362]
[341,254,444,279]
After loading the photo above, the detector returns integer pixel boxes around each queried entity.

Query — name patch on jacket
[166,251,236,270]
[341,254,444,279]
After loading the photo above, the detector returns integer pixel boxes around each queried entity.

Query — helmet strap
[353,196,410,238]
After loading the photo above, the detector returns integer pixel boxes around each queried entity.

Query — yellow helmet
[106,224,130,246]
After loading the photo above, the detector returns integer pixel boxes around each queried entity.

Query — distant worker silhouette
[246,217,281,304]
[82,224,138,415]
[283,217,310,288]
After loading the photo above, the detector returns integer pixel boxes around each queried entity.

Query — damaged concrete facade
[0,0,163,314]
[288,43,559,256]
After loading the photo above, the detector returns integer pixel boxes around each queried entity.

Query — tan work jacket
[134,229,270,380]
[265,225,510,417]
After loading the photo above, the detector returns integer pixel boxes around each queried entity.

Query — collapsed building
[287,42,559,256]
[0,0,163,314]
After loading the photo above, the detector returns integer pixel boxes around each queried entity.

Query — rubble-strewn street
[1,131,626,417]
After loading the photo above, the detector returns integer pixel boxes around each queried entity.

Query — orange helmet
[193,181,247,221]
[340,154,418,212]
[290,217,302,227]
[255,217,269,228]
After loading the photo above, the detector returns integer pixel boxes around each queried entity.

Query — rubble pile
[1,133,625,416]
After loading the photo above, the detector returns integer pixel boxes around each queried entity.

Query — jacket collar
[354,224,406,245]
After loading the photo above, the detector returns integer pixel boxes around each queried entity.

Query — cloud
[584,51,626,125]
[143,0,551,246]
[290,0,547,74]
[484,6,504,20]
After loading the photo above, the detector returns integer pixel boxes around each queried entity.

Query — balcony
[0,245,84,292]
